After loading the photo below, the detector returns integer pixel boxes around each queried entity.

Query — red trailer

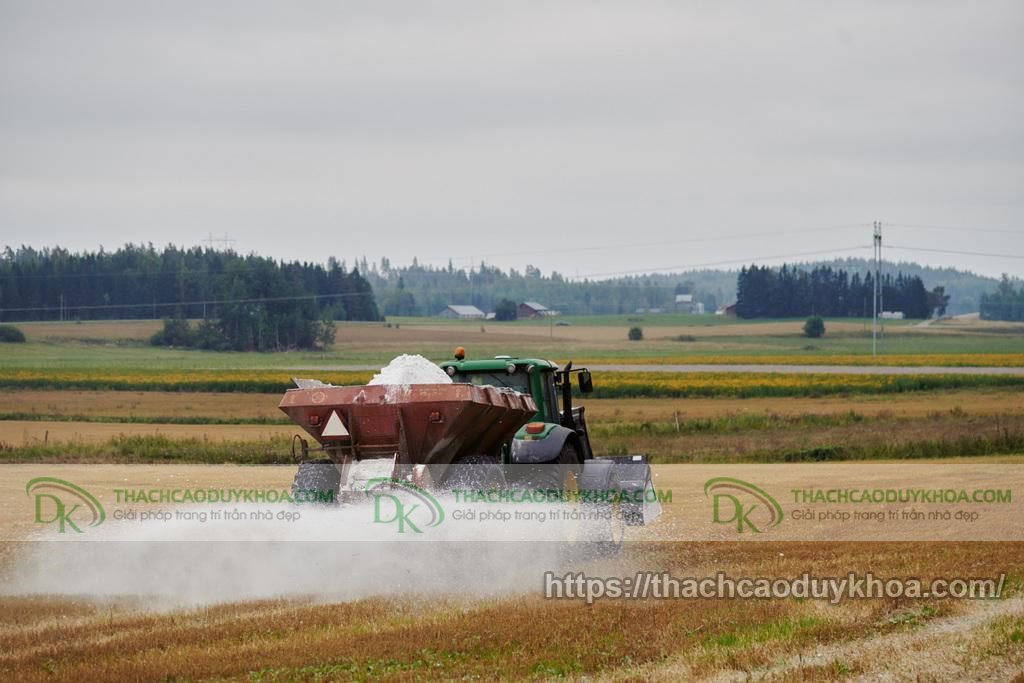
[280,381,537,496]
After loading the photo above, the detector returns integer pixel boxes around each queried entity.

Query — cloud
[1,1,1021,277]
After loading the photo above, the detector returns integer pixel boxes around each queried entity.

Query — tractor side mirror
[578,370,593,393]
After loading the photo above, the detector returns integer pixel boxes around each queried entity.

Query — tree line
[980,275,1024,321]
[0,245,379,350]
[362,256,995,318]
[3,244,1007,332]
[365,258,730,317]
[735,264,947,319]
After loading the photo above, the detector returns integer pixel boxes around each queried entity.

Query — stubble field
[0,463,1022,681]
[0,317,1022,680]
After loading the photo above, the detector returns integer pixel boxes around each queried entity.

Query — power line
[423,223,871,265]
[569,245,872,280]
[0,259,349,282]
[398,221,1021,266]
[202,233,236,249]
[3,223,1019,294]
[0,290,374,315]
[5,242,1014,316]
[885,222,1023,236]
[886,245,1024,260]
[2,223,871,280]
[8,221,1019,281]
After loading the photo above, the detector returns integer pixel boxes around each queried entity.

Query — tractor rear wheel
[579,469,626,557]
[511,442,581,495]
[291,458,341,505]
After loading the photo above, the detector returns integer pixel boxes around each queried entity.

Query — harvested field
[2,386,1023,463]
[3,387,1023,423]
[14,319,554,345]
[582,389,1024,422]
[0,463,1022,680]
[0,541,1019,680]
[0,420,294,446]
[3,417,1024,466]
[13,317,1023,350]
[3,325,1023,679]
[597,412,1024,463]
[0,389,286,421]
[14,320,163,342]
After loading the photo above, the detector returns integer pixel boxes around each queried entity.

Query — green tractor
[439,349,660,527]
[281,348,661,539]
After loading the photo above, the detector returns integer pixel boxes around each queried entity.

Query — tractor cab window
[450,371,531,394]
[543,371,559,420]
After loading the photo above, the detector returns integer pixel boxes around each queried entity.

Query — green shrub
[803,315,825,338]
[628,326,643,341]
[494,298,518,321]
[0,324,26,343]
[150,317,194,347]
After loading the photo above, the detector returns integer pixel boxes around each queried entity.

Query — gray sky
[1,1,1022,278]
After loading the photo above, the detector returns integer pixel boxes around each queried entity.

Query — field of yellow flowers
[0,369,372,393]
[2,367,1023,397]
[573,353,1024,367]
[588,371,1024,397]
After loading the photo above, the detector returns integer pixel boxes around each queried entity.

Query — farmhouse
[674,294,704,314]
[518,301,558,318]
[716,303,738,317]
[437,304,485,319]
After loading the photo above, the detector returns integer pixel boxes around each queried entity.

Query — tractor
[280,349,660,536]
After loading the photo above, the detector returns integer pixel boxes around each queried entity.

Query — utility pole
[872,221,882,356]
[203,233,236,251]
[879,222,884,343]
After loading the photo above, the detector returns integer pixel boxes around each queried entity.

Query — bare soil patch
[15,320,162,342]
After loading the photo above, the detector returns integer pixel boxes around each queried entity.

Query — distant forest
[735,264,945,319]
[0,245,379,350]
[359,256,1005,317]
[1,245,1016,327]
[363,258,727,318]
[980,276,1024,321]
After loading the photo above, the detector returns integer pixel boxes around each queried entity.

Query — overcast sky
[1,1,1021,278]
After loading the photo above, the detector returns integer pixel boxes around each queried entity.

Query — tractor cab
[439,349,595,464]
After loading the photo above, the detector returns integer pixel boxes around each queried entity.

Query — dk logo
[26,477,106,534]
[367,478,445,534]
[705,477,783,534]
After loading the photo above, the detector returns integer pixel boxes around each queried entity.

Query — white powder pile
[368,354,452,386]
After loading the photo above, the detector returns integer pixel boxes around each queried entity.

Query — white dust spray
[3,497,588,607]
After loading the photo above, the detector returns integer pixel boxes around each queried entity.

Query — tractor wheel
[579,471,626,558]
[511,442,581,495]
[291,458,341,505]
[440,455,505,492]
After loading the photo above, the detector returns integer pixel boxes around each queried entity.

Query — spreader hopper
[279,383,537,465]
